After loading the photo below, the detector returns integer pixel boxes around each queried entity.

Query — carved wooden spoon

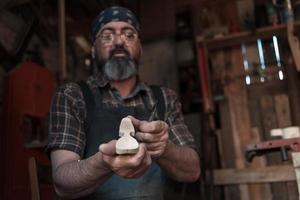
[116,117,139,154]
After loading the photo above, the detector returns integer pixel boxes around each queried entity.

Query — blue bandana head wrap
[91,6,140,43]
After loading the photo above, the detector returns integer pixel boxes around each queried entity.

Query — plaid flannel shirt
[47,73,196,157]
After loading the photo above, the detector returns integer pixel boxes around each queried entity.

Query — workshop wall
[195,0,300,199]
[139,38,178,92]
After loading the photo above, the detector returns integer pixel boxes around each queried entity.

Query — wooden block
[213,165,296,185]
[116,117,139,155]
[291,152,300,197]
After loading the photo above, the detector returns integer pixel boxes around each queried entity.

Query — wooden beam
[197,21,300,50]
[286,58,300,126]
[247,80,287,99]
[213,165,296,185]
[175,0,237,9]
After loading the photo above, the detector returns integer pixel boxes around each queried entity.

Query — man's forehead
[98,21,136,34]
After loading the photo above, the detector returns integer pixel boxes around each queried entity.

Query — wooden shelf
[197,21,300,50]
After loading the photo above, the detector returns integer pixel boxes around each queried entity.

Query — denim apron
[78,82,166,200]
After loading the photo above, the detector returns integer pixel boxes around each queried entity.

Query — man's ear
[91,46,95,59]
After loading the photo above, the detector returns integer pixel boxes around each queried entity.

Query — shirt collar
[91,73,149,99]
[94,73,110,88]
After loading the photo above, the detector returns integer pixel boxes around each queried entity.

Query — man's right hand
[99,140,151,178]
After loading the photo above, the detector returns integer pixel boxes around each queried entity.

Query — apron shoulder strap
[77,81,95,109]
[150,85,166,121]
[77,81,103,134]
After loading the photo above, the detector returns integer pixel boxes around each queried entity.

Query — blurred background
[1,0,300,199]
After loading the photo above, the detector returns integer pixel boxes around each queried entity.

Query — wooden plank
[219,100,236,169]
[249,128,272,199]
[248,98,263,131]
[202,1,274,199]
[247,79,287,99]
[260,95,289,200]
[224,47,250,200]
[286,57,300,126]
[247,78,294,199]
[274,94,291,128]
[247,102,273,199]
[218,100,240,200]
[213,165,296,185]
[260,96,278,140]
[274,94,298,200]
[223,46,272,200]
[197,21,300,50]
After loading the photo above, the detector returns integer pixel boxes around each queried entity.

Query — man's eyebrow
[100,27,115,32]
[121,26,135,31]
[101,26,135,33]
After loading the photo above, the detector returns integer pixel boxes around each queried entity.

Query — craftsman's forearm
[157,142,200,182]
[53,152,112,198]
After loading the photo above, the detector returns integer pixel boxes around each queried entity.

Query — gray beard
[102,56,138,81]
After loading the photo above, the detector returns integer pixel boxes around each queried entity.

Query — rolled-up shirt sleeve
[162,87,196,149]
[46,83,86,157]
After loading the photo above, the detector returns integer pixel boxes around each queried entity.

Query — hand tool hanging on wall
[245,137,300,162]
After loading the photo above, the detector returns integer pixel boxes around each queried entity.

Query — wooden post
[286,57,300,126]
[58,0,67,81]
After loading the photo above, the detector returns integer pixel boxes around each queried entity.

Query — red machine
[1,62,56,200]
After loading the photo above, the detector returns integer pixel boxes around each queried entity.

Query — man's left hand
[128,116,169,159]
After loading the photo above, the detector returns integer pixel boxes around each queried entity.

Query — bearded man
[47,6,200,200]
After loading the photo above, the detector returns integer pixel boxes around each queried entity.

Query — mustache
[109,47,130,58]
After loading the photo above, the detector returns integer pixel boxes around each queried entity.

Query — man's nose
[113,34,125,45]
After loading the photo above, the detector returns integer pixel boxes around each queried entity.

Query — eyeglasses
[97,30,138,44]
